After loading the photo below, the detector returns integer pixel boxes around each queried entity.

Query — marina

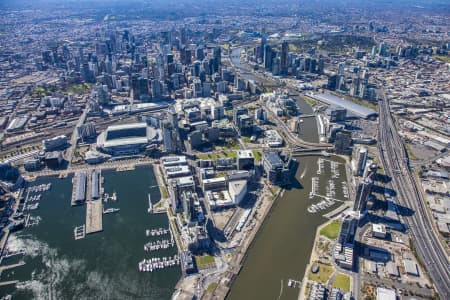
[229,155,348,300]
[144,239,175,252]
[74,225,86,240]
[103,191,118,203]
[146,228,170,237]
[307,158,347,214]
[0,167,181,299]
[317,158,324,175]
[309,177,319,199]
[138,255,180,272]
[26,183,51,193]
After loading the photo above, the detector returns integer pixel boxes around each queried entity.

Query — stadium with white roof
[96,123,161,155]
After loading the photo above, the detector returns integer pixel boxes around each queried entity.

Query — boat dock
[74,225,86,240]
[71,171,87,206]
[85,201,103,234]
[138,255,180,272]
[0,261,26,284]
[147,193,153,213]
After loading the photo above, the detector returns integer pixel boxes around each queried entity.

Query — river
[229,48,345,300]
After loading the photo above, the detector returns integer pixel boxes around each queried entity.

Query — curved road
[227,47,333,150]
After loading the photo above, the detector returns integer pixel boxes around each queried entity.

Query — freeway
[377,90,450,298]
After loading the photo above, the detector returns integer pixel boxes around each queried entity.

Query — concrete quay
[85,200,103,234]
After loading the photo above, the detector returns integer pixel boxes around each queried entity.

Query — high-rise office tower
[151,79,162,100]
[192,78,203,98]
[259,36,266,62]
[263,45,273,70]
[180,27,189,45]
[280,40,289,75]
[212,46,221,73]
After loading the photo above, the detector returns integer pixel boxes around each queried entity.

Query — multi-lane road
[377,91,449,298]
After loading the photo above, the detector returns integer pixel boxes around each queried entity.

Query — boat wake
[7,234,86,300]
[300,165,308,179]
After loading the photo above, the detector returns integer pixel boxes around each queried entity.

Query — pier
[74,225,86,240]
[85,200,103,234]
[71,171,86,206]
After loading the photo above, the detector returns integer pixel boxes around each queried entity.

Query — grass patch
[405,143,418,161]
[302,95,319,106]
[64,83,92,94]
[160,186,168,199]
[198,151,237,161]
[206,282,218,292]
[252,150,262,161]
[434,55,450,63]
[197,153,212,160]
[270,186,279,195]
[332,273,350,291]
[214,140,241,150]
[320,220,342,240]
[242,136,252,143]
[308,262,334,283]
[195,255,216,269]
[31,86,47,98]
[289,44,299,51]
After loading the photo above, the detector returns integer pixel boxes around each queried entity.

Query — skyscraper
[280,40,289,75]
[259,35,266,62]
[151,79,162,100]
[263,45,273,70]
[212,46,221,73]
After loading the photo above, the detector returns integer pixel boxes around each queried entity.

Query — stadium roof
[103,137,149,148]
[97,123,160,149]
[106,123,147,131]
[309,93,377,119]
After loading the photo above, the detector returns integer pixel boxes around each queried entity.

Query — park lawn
[308,262,334,283]
[252,150,262,161]
[301,95,319,106]
[159,186,168,198]
[320,220,342,240]
[195,255,216,269]
[434,55,450,63]
[332,273,350,291]
[206,282,218,292]
[197,151,237,161]
[242,136,252,143]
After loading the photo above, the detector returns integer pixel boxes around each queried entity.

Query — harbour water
[228,155,348,300]
[0,167,181,299]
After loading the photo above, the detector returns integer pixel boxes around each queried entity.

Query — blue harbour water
[0,167,181,299]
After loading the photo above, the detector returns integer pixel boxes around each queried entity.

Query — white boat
[103,208,120,214]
